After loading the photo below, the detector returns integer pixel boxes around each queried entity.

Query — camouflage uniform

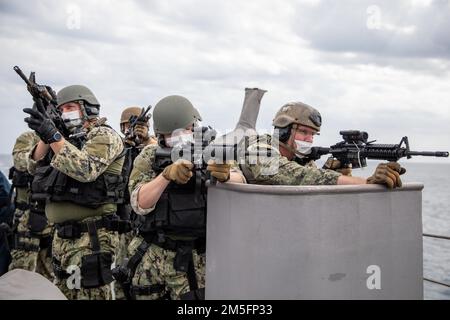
[8,131,54,281]
[28,124,124,300]
[126,144,206,300]
[241,134,341,185]
[114,135,157,300]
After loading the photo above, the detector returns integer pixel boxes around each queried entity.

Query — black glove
[23,102,60,144]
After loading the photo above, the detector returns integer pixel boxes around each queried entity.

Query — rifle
[152,88,266,183]
[14,66,69,135]
[152,126,217,172]
[126,105,152,146]
[305,130,449,168]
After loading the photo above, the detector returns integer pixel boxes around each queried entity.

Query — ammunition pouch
[81,220,113,288]
[53,220,115,288]
[12,232,40,252]
[116,203,131,222]
[81,251,113,289]
[140,191,207,238]
[9,167,33,188]
[11,231,52,252]
[28,211,48,234]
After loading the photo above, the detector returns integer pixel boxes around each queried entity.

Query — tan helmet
[272,102,322,131]
[120,106,144,124]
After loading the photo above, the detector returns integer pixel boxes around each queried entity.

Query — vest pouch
[56,223,82,239]
[81,251,113,288]
[32,166,57,195]
[10,168,33,188]
[28,211,48,233]
[117,203,131,221]
[168,193,206,230]
[104,174,125,204]
[140,193,169,233]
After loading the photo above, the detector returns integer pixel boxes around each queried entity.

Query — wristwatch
[48,131,63,144]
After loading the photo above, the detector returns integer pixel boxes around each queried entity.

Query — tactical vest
[31,128,126,209]
[8,166,34,210]
[139,169,207,239]
[116,143,141,222]
[31,163,125,209]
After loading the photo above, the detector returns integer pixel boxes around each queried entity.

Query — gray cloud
[293,0,450,68]
[0,0,448,162]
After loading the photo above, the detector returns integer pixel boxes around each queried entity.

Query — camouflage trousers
[113,231,135,300]
[52,218,120,300]
[128,236,206,300]
[8,209,54,282]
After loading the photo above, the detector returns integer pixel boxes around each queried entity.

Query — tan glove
[323,157,352,176]
[367,162,406,189]
[134,124,149,139]
[162,159,194,184]
[207,161,231,182]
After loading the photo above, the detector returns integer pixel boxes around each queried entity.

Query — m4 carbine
[14,66,84,141]
[152,126,217,172]
[306,130,449,168]
[126,105,152,146]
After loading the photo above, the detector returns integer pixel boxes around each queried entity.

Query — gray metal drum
[206,183,423,299]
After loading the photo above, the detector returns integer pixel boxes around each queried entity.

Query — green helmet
[153,95,202,135]
[57,85,100,119]
[272,102,322,131]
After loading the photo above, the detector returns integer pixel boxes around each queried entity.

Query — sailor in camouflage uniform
[120,106,157,149]
[118,95,245,300]
[240,102,406,188]
[8,131,54,281]
[113,106,157,300]
[23,85,127,300]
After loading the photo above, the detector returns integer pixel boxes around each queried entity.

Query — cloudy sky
[0,0,449,163]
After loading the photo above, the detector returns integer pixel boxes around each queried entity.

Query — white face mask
[294,139,312,157]
[61,110,83,130]
[165,133,194,147]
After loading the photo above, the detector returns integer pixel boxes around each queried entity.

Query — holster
[80,220,114,288]
[81,251,113,288]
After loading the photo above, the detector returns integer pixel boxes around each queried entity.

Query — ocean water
[1,154,449,299]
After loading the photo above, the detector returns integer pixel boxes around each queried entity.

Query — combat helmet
[120,106,149,124]
[153,95,202,135]
[57,85,100,120]
[272,102,322,131]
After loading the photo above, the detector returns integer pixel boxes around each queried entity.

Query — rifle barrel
[13,66,32,86]
[407,151,449,157]
[142,105,152,117]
